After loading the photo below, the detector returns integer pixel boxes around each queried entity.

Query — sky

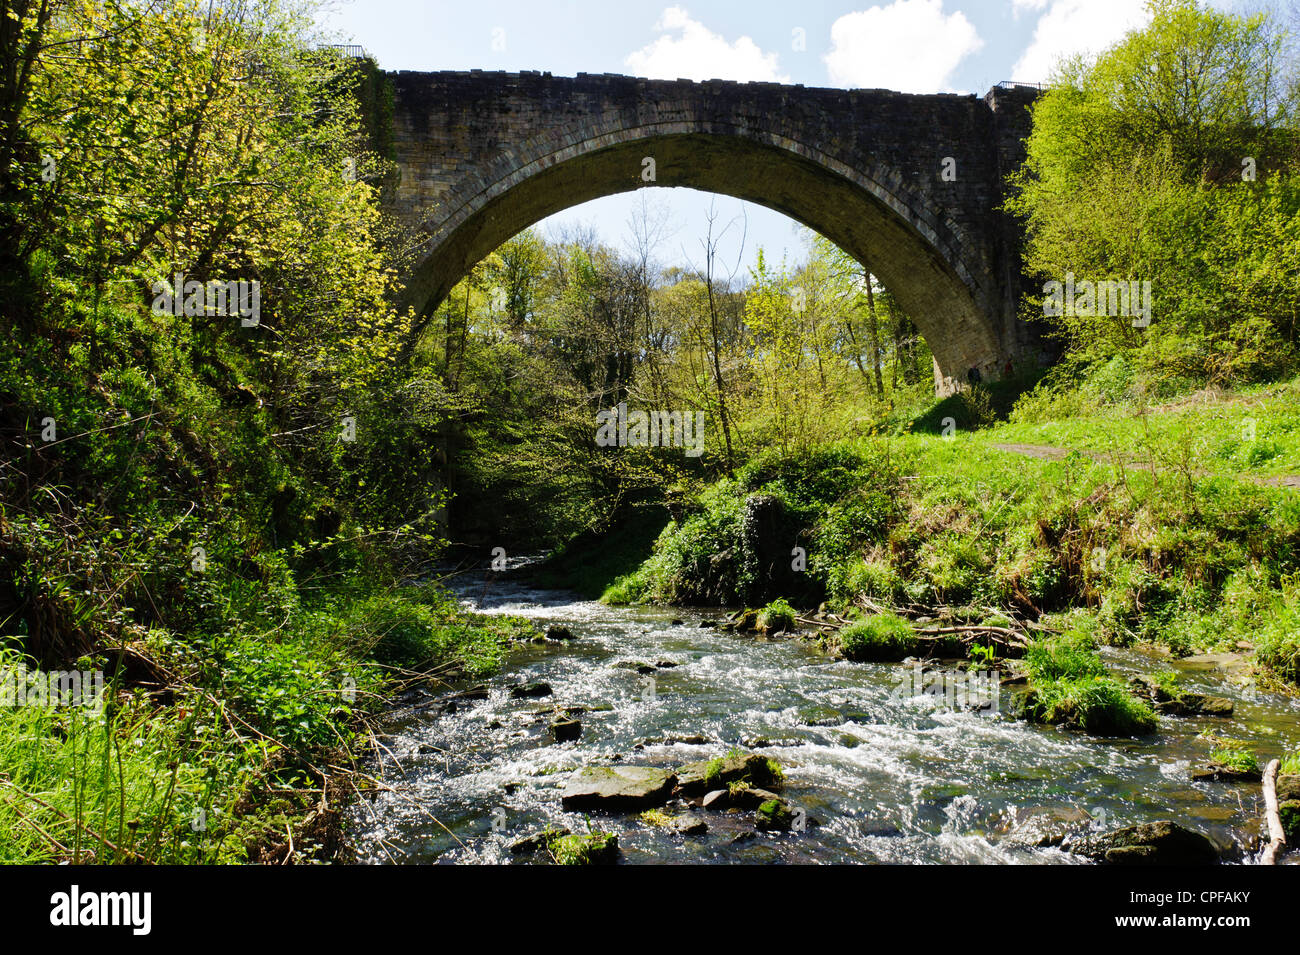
[313,0,1266,273]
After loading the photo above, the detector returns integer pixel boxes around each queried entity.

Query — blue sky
[314,0,1263,273]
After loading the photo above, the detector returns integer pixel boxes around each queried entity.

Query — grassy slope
[604,380,1300,695]
[995,378,1300,481]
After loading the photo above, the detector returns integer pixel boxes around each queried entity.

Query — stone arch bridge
[380,69,1043,393]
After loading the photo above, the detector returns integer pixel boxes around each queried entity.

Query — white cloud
[823,0,984,94]
[1012,0,1152,83]
[624,6,789,83]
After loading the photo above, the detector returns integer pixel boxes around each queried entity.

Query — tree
[1007,0,1300,385]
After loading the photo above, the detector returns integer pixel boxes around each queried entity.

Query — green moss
[763,757,785,786]
[548,829,619,865]
[756,798,793,831]
[703,756,726,789]
[1279,802,1300,840]
[1152,669,1184,697]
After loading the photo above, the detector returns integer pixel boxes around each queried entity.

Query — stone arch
[393,97,1025,389]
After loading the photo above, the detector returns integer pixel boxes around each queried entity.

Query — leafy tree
[1008,0,1300,386]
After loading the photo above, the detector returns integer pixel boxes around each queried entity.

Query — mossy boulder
[1274,774,1300,802]
[1128,676,1232,717]
[756,797,795,832]
[509,826,570,855]
[675,751,784,796]
[640,809,708,835]
[549,831,619,865]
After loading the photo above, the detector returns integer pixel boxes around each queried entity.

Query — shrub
[836,556,904,603]
[1255,601,1300,685]
[338,586,533,675]
[757,598,797,632]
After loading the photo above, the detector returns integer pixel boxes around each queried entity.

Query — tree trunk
[863,268,884,399]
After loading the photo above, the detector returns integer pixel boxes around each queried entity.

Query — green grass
[0,687,230,863]
[608,382,1300,690]
[0,585,538,864]
[838,613,916,662]
[999,374,1300,480]
[1026,676,1158,736]
[1022,632,1106,682]
[1018,630,1157,736]
[1210,743,1259,774]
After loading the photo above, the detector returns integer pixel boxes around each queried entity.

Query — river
[343,567,1300,864]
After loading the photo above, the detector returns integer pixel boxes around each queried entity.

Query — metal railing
[319,44,367,58]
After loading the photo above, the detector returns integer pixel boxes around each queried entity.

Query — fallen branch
[914,626,1030,649]
[1261,758,1286,865]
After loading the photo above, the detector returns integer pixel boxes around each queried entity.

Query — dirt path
[989,442,1300,489]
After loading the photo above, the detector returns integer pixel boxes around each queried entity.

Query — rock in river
[1191,761,1261,783]
[1072,821,1219,865]
[550,717,582,743]
[755,796,795,832]
[675,751,783,796]
[1000,805,1095,848]
[510,681,553,699]
[561,765,677,811]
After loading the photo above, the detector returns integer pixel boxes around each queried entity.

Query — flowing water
[344,567,1300,864]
